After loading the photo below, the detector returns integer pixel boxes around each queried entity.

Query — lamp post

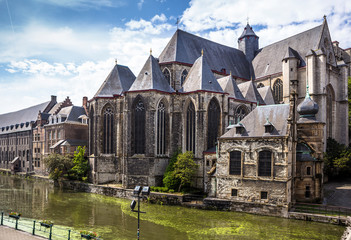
[131,186,150,240]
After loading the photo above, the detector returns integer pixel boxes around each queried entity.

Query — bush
[43,153,73,180]
[324,138,351,179]
[163,149,181,190]
[69,146,89,181]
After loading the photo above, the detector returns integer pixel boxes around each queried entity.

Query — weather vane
[176,18,180,29]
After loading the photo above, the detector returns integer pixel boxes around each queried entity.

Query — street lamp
[130,186,150,239]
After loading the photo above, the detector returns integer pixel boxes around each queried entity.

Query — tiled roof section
[0,101,52,133]
[283,47,301,60]
[57,106,87,122]
[182,55,223,93]
[217,75,245,100]
[129,55,175,93]
[257,86,275,105]
[252,24,324,78]
[220,104,290,138]
[158,29,251,80]
[238,23,259,40]
[95,64,136,97]
[238,81,265,104]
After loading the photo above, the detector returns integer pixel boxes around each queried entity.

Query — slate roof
[0,101,53,134]
[238,23,259,40]
[237,81,265,104]
[53,106,87,123]
[252,23,324,78]
[158,29,251,80]
[129,55,175,93]
[220,104,290,138]
[182,55,223,93]
[95,63,136,97]
[217,74,245,100]
[257,86,275,105]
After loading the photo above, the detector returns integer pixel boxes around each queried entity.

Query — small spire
[247,16,249,25]
[323,15,327,21]
[150,48,152,56]
[306,79,310,98]
[201,49,204,56]
[115,59,117,65]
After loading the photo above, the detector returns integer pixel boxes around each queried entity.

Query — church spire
[238,23,259,63]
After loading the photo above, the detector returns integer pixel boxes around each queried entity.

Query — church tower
[238,23,259,63]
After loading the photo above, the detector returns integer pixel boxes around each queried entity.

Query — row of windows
[229,150,272,177]
[231,189,268,200]
[98,97,221,155]
[0,137,29,146]
[162,68,188,87]
[47,130,62,140]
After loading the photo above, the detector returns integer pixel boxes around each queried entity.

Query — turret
[238,23,259,63]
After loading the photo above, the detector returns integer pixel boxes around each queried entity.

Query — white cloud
[181,0,351,49]
[137,0,144,10]
[151,14,167,23]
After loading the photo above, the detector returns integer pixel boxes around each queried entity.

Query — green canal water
[0,174,344,239]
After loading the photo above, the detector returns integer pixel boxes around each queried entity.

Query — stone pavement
[324,180,351,208]
[0,225,46,240]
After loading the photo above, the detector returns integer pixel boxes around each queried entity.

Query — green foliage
[43,153,73,180]
[163,150,198,192]
[69,146,89,181]
[163,149,181,190]
[324,138,351,179]
[173,151,198,192]
[150,186,169,193]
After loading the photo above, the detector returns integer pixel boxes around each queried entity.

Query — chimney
[51,95,57,103]
[83,96,88,114]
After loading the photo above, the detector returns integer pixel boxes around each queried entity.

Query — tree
[163,149,181,190]
[173,151,198,192]
[43,153,73,180]
[324,138,351,179]
[69,146,89,181]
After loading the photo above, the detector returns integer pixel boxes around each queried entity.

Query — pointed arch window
[186,101,196,153]
[273,79,283,103]
[181,69,188,86]
[207,99,220,149]
[134,98,145,154]
[89,108,94,155]
[103,107,114,154]
[163,68,171,85]
[157,101,167,155]
[234,105,248,124]
[258,150,272,176]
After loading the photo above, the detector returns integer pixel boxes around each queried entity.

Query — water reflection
[0,174,344,240]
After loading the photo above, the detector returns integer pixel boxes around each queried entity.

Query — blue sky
[0,0,351,114]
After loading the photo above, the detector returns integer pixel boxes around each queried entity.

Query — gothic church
[88,17,350,211]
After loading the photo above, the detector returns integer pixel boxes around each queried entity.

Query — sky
[0,0,351,114]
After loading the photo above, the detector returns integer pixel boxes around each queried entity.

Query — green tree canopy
[43,153,73,180]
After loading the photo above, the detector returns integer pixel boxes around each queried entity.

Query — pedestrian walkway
[0,225,46,240]
[324,180,351,208]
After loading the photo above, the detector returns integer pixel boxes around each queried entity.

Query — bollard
[49,225,52,240]
[15,218,18,230]
[68,229,71,240]
[1,212,3,225]
[32,220,36,235]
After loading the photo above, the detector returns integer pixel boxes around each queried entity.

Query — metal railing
[292,203,351,218]
[0,211,102,239]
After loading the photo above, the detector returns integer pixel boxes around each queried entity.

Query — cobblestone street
[0,226,46,240]
[324,180,351,208]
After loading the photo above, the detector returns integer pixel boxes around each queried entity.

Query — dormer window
[264,119,274,133]
[234,122,245,134]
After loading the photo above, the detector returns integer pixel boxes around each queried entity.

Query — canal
[0,174,344,239]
